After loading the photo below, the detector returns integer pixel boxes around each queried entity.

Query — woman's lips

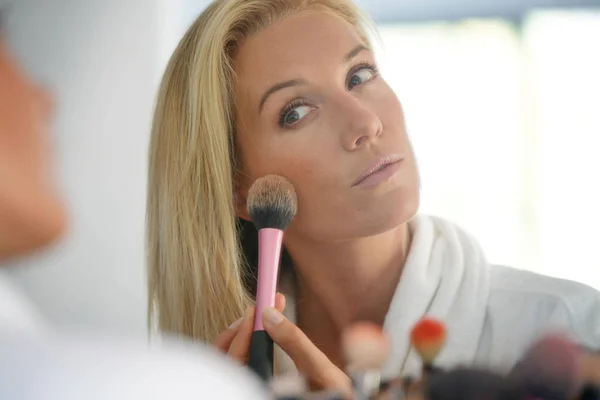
[352,154,404,188]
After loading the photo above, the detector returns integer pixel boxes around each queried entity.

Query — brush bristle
[271,374,307,397]
[342,322,390,371]
[509,332,582,399]
[247,175,298,231]
[410,317,446,365]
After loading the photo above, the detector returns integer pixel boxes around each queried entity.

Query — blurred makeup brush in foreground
[246,175,297,383]
[507,332,600,400]
[508,332,582,400]
[410,317,446,377]
[270,318,600,400]
[342,322,391,399]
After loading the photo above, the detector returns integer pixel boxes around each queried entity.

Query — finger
[212,314,245,352]
[219,296,284,358]
[228,306,255,362]
[262,307,351,393]
[275,292,286,313]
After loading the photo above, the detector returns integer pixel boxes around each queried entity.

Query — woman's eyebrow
[257,44,370,114]
[258,78,308,114]
[344,44,369,63]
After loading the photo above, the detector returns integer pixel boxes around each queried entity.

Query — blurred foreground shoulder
[0,331,268,400]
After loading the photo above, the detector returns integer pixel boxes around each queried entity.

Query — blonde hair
[146,0,376,342]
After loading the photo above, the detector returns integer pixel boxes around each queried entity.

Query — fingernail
[228,316,243,330]
[263,307,284,326]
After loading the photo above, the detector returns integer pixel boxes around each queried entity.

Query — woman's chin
[358,199,419,238]
[334,193,420,241]
[290,190,420,243]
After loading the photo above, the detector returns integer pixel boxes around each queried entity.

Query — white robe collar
[275,214,492,379]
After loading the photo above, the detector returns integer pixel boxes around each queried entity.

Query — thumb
[261,307,351,394]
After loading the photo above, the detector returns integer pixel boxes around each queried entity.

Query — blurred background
[1,0,599,335]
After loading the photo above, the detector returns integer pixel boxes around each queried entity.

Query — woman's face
[234,11,419,242]
[0,39,66,259]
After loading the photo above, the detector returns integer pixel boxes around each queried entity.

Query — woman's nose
[340,99,382,151]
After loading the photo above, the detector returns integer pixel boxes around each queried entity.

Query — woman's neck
[286,223,411,334]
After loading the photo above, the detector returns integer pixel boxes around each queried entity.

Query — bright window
[376,9,600,288]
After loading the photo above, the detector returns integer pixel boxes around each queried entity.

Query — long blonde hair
[146,0,376,342]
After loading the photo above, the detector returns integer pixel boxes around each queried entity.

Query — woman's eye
[280,105,312,127]
[348,67,377,89]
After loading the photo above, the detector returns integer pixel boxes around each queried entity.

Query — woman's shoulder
[486,264,600,347]
[473,265,599,368]
[489,264,600,308]
[0,331,268,400]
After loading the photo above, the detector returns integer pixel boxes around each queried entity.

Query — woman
[146,0,600,392]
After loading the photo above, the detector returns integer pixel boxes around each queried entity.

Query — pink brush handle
[253,228,284,331]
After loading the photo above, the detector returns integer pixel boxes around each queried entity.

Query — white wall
[355,0,600,22]
[1,0,193,334]
[375,13,600,289]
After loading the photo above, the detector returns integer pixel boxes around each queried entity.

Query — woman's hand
[212,293,286,363]
[261,305,352,397]
[213,293,351,397]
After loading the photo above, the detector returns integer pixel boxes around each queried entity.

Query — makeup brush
[410,317,446,376]
[581,351,600,386]
[508,332,582,400]
[576,348,600,400]
[246,175,298,383]
[341,322,391,400]
[271,374,307,400]
[424,367,509,400]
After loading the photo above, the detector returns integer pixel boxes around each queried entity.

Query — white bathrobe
[275,214,600,379]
